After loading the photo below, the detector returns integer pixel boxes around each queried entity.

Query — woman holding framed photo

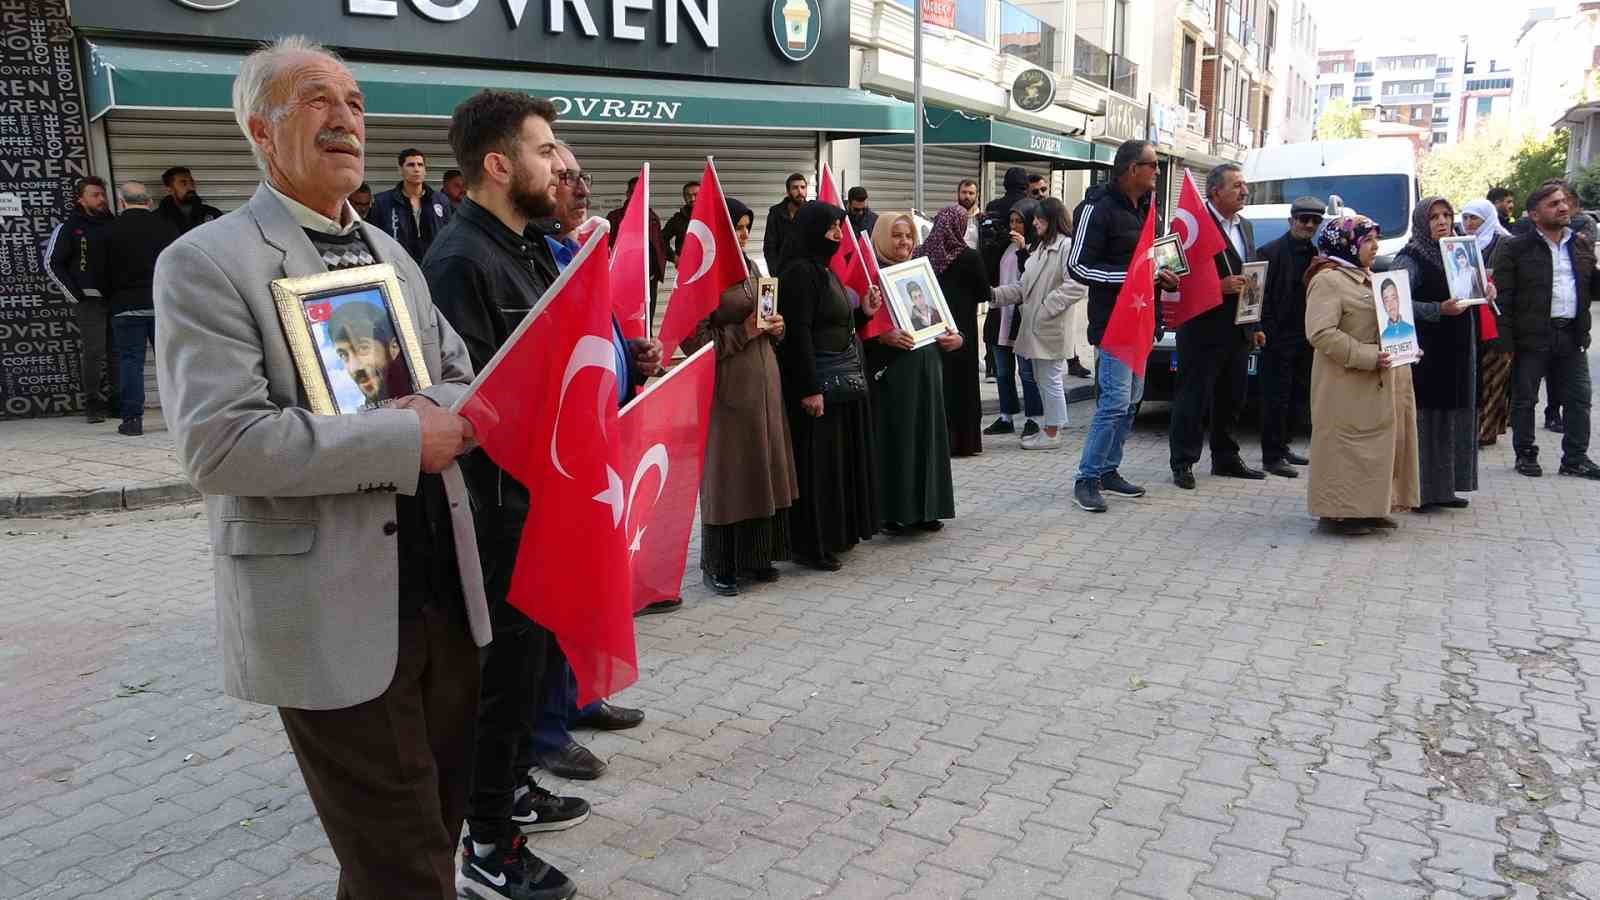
[985,198,1087,450]
[918,206,993,457]
[679,198,798,596]
[865,212,963,535]
[1460,198,1513,447]
[1393,196,1487,511]
[775,201,883,571]
[1304,215,1420,535]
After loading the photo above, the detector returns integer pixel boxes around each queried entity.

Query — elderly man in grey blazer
[153,36,488,899]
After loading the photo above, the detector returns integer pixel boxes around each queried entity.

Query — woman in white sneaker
[987,198,1086,449]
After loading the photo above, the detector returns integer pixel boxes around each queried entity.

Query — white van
[1239,139,1419,266]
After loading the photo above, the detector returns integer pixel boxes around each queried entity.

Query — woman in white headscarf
[1462,198,1512,446]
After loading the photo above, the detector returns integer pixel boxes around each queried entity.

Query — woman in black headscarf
[680,198,798,595]
[776,201,882,571]
[1393,196,1485,510]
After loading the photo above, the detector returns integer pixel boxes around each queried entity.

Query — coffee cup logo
[771,0,821,62]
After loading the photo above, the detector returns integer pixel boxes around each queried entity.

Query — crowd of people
[37,31,1594,900]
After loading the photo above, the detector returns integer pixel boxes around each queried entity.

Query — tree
[1417,131,1517,210]
[1572,161,1600,208]
[1316,100,1363,140]
[1502,131,1569,203]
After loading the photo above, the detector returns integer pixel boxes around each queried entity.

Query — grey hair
[232,36,343,172]
[118,182,150,206]
[1206,164,1243,195]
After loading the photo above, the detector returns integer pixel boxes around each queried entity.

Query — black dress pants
[1511,327,1592,466]
[1170,328,1250,470]
[1258,336,1313,464]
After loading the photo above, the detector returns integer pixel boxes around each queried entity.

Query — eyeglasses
[557,171,592,187]
[1135,159,1160,169]
[1028,187,1048,197]
[1295,214,1323,226]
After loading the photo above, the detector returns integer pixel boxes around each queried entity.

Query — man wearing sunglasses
[1254,196,1326,478]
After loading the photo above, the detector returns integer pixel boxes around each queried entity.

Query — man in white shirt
[1494,180,1600,479]
[958,178,980,249]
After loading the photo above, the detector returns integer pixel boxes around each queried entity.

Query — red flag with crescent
[612,164,652,340]
[656,158,747,359]
[617,342,716,610]
[454,223,637,705]
[1100,202,1159,379]
[856,229,894,340]
[817,163,874,306]
[1165,168,1227,328]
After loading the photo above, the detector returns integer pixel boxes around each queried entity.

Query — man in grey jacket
[153,37,489,898]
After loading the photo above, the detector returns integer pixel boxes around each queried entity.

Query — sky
[1310,0,1537,59]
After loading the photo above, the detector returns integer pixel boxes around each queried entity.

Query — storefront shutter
[858,145,982,218]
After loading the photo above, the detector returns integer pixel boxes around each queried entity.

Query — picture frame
[1438,235,1490,304]
[1153,233,1190,277]
[1371,269,1419,368]
[270,263,432,415]
[1234,261,1269,324]
[879,257,955,348]
[757,277,779,330]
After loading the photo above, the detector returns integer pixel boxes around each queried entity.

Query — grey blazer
[154,184,490,711]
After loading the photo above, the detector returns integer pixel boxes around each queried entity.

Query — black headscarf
[1009,198,1040,274]
[778,201,845,275]
[1405,196,1453,270]
[984,166,1030,220]
[725,197,754,230]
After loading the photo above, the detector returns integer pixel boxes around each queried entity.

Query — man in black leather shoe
[1169,164,1266,490]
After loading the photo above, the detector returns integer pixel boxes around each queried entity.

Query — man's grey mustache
[317,130,362,153]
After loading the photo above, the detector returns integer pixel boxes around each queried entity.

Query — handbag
[814,342,866,403]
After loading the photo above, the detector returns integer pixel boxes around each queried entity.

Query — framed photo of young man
[1438,236,1490,305]
[270,264,432,415]
[757,277,779,330]
[880,257,955,348]
[1153,233,1190,277]
[1233,261,1269,324]
[1371,269,1419,367]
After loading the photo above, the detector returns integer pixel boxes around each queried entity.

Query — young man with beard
[45,175,116,422]
[661,179,700,261]
[156,167,223,234]
[421,90,586,900]
[763,172,809,274]
[957,178,980,249]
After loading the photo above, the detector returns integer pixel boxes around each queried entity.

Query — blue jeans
[528,658,603,756]
[112,316,155,421]
[1075,347,1144,482]
[1016,356,1044,418]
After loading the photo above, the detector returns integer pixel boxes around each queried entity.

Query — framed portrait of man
[270,264,432,415]
[1438,235,1490,304]
[1234,261,1269,324]
[879,257,955,348]
[757,277,779,330]
[1371,270,1419,367]
[1153,233,1190,277]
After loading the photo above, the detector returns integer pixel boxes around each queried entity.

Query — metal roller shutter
[858,145,981,217]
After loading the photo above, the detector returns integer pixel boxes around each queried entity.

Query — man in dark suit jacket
[87,181,182,435]
[1170,163,1267,490]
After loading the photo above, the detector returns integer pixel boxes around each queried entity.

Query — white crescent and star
[550,335,618,481]
[1172,209,1200,252]
[680,221,716,285]
[625,444,670,553]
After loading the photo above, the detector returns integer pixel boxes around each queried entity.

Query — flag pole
[912,0,924,217]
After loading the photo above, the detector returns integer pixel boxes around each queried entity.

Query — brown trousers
[278,605,480,900]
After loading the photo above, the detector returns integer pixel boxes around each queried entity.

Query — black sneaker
[1559,458,1600,480]
[511,778,590,833]
[1547,413,1565,433]
[458,835,576,900]
[1021,420,1041,439]
[1101,470,1147,498]
[118,417,143,436]
[983,417,1015,435]
[1516,455,1543,478]
[1074,479,1107,512]
[1172,466,1196,490]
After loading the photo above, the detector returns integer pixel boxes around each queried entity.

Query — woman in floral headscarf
[919,205,992,457]
[1303,215,1420,535]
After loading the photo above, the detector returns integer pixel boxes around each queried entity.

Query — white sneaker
[1021,431,1062,450]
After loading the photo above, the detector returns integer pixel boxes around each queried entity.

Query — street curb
[2,481,200,518]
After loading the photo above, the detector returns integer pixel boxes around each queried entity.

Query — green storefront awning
[84,42,914,135]
[861,106,1112,166]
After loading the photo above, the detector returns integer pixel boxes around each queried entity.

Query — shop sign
[1101,92,1146,143]
[0,0,92,419]
[74,0,851,88]
[1011,69,1056,113]
[547,94,683,123]
[922,0,956,28]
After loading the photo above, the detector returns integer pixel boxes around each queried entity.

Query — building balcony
[1434,90,1451,99]
[1073,35,1140,98]
[1177,0,1215,33]
[998,1,1058,70]
[1352,93,1373,104]
[1354,70,1372,79]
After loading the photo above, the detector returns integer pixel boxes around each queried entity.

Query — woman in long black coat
[775,201,881,571]
[918,205,992,457]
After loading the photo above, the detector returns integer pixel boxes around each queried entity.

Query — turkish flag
[612,164,652,340]
[305,301,331,324]
[618,342,716,609]
[1165,168,1227,329]
[817,163,873,304]
[1100,202,1159,379]
[454,224,638,706]
[857,230,894,340]
[656,158,748,359]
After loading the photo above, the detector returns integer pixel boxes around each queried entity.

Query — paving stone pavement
[5,378,1600,899]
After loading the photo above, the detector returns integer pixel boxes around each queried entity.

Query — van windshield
[1249,175,1411,239]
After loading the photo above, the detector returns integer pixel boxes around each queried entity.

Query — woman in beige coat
[987,198,1087,450]
[1304,215,1420,535]
[681,198,799,594]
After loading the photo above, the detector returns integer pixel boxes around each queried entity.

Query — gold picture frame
[880,257,955,349]
[270,263,432,415]
[757,277,779,330]
[1233,261,1269,325]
